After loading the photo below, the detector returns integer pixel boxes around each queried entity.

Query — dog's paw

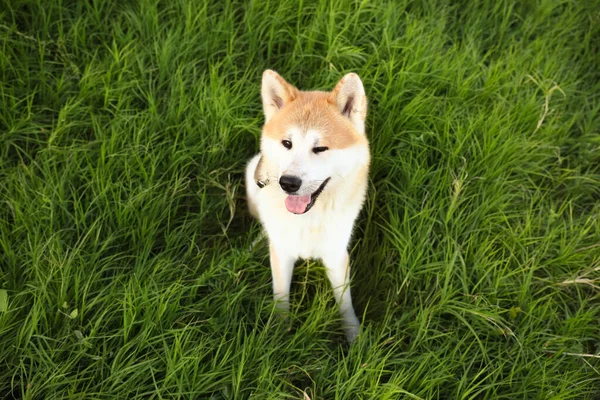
[344,323,360,342]
[343,314,360,342]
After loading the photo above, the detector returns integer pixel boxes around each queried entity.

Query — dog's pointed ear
[330,73,367,134]
[261,70,298,122]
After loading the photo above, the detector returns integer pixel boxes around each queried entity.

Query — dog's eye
[312,146,329,154]
[282,140,292,149]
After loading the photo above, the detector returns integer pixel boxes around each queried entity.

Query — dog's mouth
[284,178,330,215]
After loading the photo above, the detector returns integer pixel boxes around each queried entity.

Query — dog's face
[258,71,369,214]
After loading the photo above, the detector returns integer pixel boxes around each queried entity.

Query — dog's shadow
[350,218,395,325]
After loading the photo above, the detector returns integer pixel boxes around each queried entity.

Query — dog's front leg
[269,243,295,313]
[322,251,360,341]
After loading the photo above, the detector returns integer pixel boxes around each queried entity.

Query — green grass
[1,0,599,398]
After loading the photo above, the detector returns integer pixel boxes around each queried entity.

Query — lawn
[1,0,599,398]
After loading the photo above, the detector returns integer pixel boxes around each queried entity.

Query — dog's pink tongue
[285,195,311,214]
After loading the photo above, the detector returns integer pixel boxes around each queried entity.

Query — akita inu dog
[246,70,369,341]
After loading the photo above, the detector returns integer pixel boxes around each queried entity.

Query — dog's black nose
[279,175,302,193]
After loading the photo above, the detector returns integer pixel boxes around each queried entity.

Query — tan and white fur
[246,70,369,341]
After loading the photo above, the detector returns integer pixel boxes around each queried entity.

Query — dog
[245,70,370,341]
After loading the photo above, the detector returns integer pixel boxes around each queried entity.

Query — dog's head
[257,70,369,214]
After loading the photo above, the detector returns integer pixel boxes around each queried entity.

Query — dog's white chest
[257,188,357,260]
